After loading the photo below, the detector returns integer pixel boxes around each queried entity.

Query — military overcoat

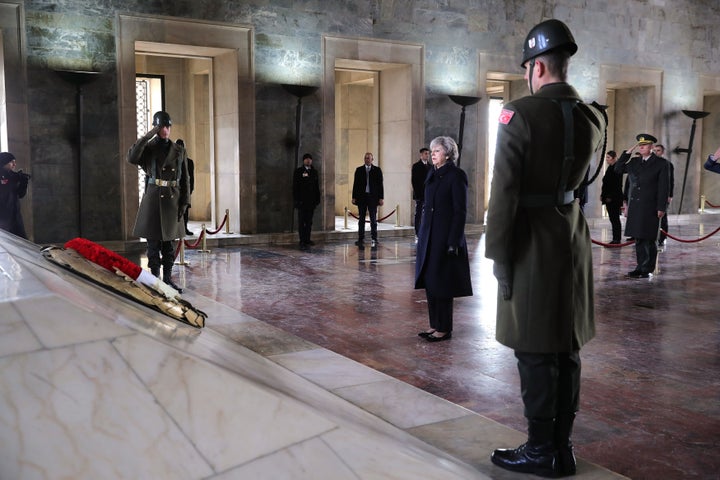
[128,134,190,241]
[485,83,605,353]
[415,161,472,299]
[614,152,669,240]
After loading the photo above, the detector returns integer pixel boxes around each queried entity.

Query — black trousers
[414,200,424,236]
[635,238,658,273]
[426,292,453,332]
[605,201,622,241]
[357,194,378,241]
[297,207,315,244]
[659,213,668,243]
[147,239,175,274]
[515,351,581,420]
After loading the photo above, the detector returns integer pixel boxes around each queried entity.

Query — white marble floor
[0,230,625,479]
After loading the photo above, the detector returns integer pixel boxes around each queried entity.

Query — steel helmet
[521,19,578,67]
[152,111,172,127]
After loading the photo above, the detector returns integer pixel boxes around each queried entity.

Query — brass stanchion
[395,204,400,227]
[344,206,349,230]
[175,238,188,265]
[199,224,211,253]
[700,194,706,213]
[224,208,234,234]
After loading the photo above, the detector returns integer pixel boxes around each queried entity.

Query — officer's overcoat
[415,161,473,299]
[128,135,189,241]
[485,83,605,353]
[614,152,669,240]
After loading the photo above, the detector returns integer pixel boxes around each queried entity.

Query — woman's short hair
[430,136,459,163]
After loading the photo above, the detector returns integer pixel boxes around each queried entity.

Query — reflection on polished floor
[1,213,718,479]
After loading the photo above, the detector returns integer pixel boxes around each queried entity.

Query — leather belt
[148,178,177,187]
[519,190,575,208]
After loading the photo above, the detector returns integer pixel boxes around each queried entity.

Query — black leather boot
[554,413,577,476]
[491,418,557,477]
[162,267,183,294]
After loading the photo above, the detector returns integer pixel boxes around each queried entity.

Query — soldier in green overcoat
[128,111,190,293]
[485,19,606,477]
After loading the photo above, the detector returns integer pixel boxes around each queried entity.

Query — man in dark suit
[411,147,431,239]
[600,150,624,244]
[293,153,321,249]
[614,133,669,278]
[351,152,384,248]
[654,144,673,246]
[176,139,195,236]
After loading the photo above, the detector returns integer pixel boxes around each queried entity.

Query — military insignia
[528,37,536,49]
[499,108,515,125]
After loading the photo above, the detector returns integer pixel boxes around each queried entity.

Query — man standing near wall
[293,153,321,249]
[485,19,606,477]
[352,152,384,248]
[653,144,673,246]
[411,147,431,240]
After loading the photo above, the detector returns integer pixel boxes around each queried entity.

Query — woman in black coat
[0,152,29,239]
[414,136,473,342]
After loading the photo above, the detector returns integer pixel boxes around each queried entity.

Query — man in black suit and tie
[352,152,384,248]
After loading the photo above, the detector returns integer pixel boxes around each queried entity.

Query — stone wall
[15,0,720,241]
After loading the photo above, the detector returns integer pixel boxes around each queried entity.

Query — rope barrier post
[223,209,234,234]
[700,195,706,213]
[344,206,348,230]
[175,238,188,265]
[199,224,211,253]
[395,204,400,227]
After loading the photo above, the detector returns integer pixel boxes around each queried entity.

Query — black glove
[447,246,458,256]
[493,262,513,301]
[178,206,187,222]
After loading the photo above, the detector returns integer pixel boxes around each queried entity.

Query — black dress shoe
[426,332,451,342]
[185,230,194,236]
[491,443,556,477]
[418,330,435,338]
[627,270,650,279]
[354,240,364,247]
[608,240,621,245]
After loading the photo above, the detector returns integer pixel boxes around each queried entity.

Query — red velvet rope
[348,208,397,223]
[593,225,720,247]
[705,199,720,208]
[205,212,228,235]
[175,229,206,256]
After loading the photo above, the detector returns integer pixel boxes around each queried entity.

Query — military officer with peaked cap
[614,133,669,278]
[485,18,606,477]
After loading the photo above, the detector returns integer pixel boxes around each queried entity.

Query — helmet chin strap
[527,59,536,95]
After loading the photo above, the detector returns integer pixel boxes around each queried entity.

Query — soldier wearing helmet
[128,111,189,293]
[485,19,607,477]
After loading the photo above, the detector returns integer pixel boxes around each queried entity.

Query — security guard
[485,19,606,477]
[614,133,669,278]
[128,111,190,293]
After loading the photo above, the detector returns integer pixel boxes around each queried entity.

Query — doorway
[117,14,255,238]
[322,36,424,232]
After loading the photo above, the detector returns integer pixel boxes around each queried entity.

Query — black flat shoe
[418,330,435,338]
[426,332,451,342]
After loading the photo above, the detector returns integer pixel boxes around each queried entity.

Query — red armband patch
[498,108,515,125]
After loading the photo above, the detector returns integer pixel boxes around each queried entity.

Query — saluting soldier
[614,133,669,278]
[128,111,190,293]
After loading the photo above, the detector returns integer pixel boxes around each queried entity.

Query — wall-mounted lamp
[448,94,481,167]
[673,109,710,214]
[55,70,101,238]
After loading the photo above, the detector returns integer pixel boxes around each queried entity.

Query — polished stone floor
[1,212,718,479]
[180,215,718,480]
